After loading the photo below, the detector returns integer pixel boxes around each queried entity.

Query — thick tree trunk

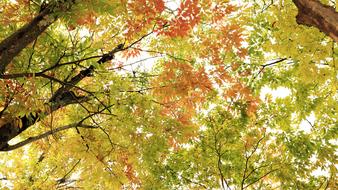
[0,8,55,74]
[0,2,80,150]
[293,0,338,42]
[0,6,56,150]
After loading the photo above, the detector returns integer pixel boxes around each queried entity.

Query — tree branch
[0,30,152,151]
[166,165,208,189]
[241,134,265,190]
[57,159,81,185]
[243,168,279,189]
[49,65,95,102]
[0,7,55,74]
[0,123,97,151]
[251,58,288,82]
[131,47,192,63]
[293,0,338,42]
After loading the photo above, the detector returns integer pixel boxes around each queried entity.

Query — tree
[293,0,338,42]
[0,0,337,189]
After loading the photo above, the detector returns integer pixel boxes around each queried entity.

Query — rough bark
[0,7,55,74]
[293,0,338,42]
[0,1,80,150]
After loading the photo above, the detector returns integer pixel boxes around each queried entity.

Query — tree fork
[0,44,122,151]
[293,0,338,42]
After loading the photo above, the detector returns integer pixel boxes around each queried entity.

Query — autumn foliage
[0,0,337,189]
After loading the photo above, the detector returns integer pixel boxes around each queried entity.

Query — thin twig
[27,39,38,69]
[241,134,266,189]
[57,159,81,184]
[243,168,279,189]
[251,58,288,82]
[131,47,192,63]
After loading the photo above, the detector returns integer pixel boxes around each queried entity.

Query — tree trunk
[0,2,80,150]
[293,0,338,42]
[0,7,55,74]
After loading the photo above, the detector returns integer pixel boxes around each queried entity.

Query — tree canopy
[0,0,337,189]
